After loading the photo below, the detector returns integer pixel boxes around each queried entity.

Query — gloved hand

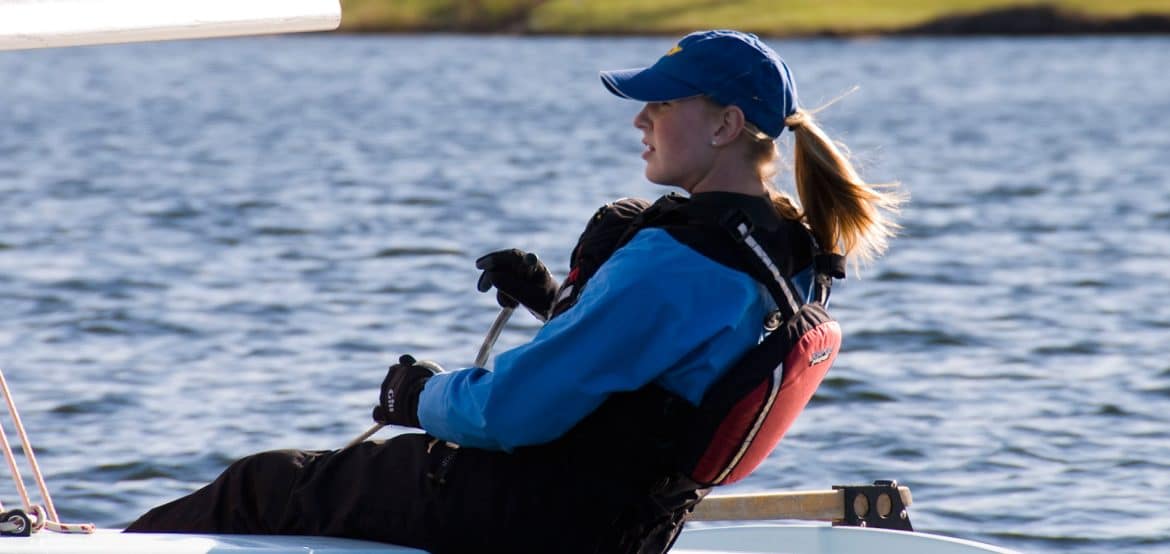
[372,354,444,428]
[475,249,559,319]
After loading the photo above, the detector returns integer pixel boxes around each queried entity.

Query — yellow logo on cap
[666,45,682,56]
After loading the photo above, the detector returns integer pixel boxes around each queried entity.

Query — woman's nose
[633,105,650,130]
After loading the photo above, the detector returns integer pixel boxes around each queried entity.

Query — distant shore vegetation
[337,0,1170,35]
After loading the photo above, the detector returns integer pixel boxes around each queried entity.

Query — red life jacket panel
[686,303,840,485]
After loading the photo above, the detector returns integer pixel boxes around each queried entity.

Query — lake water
[1,34,1168,552]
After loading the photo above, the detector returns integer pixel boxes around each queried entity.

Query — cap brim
[600,67,701,102]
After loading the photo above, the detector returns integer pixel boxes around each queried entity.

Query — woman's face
[633,97,719,191]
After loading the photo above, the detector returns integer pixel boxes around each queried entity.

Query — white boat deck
[673,525,1019,553]
[1,530,418,553]
[0,525,1018,553]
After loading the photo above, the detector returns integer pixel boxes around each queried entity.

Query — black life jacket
[542,192,845,487]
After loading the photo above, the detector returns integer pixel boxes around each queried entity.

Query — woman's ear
[711,105,747,147]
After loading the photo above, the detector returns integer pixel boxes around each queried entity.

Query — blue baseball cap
[600,30,798,139]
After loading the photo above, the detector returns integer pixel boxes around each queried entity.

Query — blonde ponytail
[781,109,903,270]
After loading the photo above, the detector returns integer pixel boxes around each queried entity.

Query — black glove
[475,249,558,318]
[372,354,444,428]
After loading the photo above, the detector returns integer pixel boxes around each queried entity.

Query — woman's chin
[642,171,679,189]
[644,168,669,185]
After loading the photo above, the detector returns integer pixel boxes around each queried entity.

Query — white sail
[0,0,341,51]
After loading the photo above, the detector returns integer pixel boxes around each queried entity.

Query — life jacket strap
[717,209,804,320]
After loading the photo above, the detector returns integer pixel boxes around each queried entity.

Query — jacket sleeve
[416,229,767,451]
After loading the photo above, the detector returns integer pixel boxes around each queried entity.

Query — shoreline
[337,6,1170,37]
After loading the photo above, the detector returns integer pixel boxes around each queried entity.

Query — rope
[345,306,513,449]
[0,375,36,515]
[0,367,95,535]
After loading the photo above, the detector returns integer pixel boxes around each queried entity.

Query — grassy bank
[338,0,1170,35]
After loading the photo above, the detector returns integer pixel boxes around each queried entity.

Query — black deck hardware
[833,480,913,531]
[0,509,32,537]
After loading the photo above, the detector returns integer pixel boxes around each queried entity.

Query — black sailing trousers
[124,433,701,553]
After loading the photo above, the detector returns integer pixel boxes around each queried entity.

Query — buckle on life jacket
[763,310,783,332]
[814,253,847,280]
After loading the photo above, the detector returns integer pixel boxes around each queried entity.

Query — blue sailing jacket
[418,227,812,451]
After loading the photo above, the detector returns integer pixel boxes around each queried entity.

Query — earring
[710,139,718,146]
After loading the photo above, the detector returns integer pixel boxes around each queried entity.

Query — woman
[126,30,901,553]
